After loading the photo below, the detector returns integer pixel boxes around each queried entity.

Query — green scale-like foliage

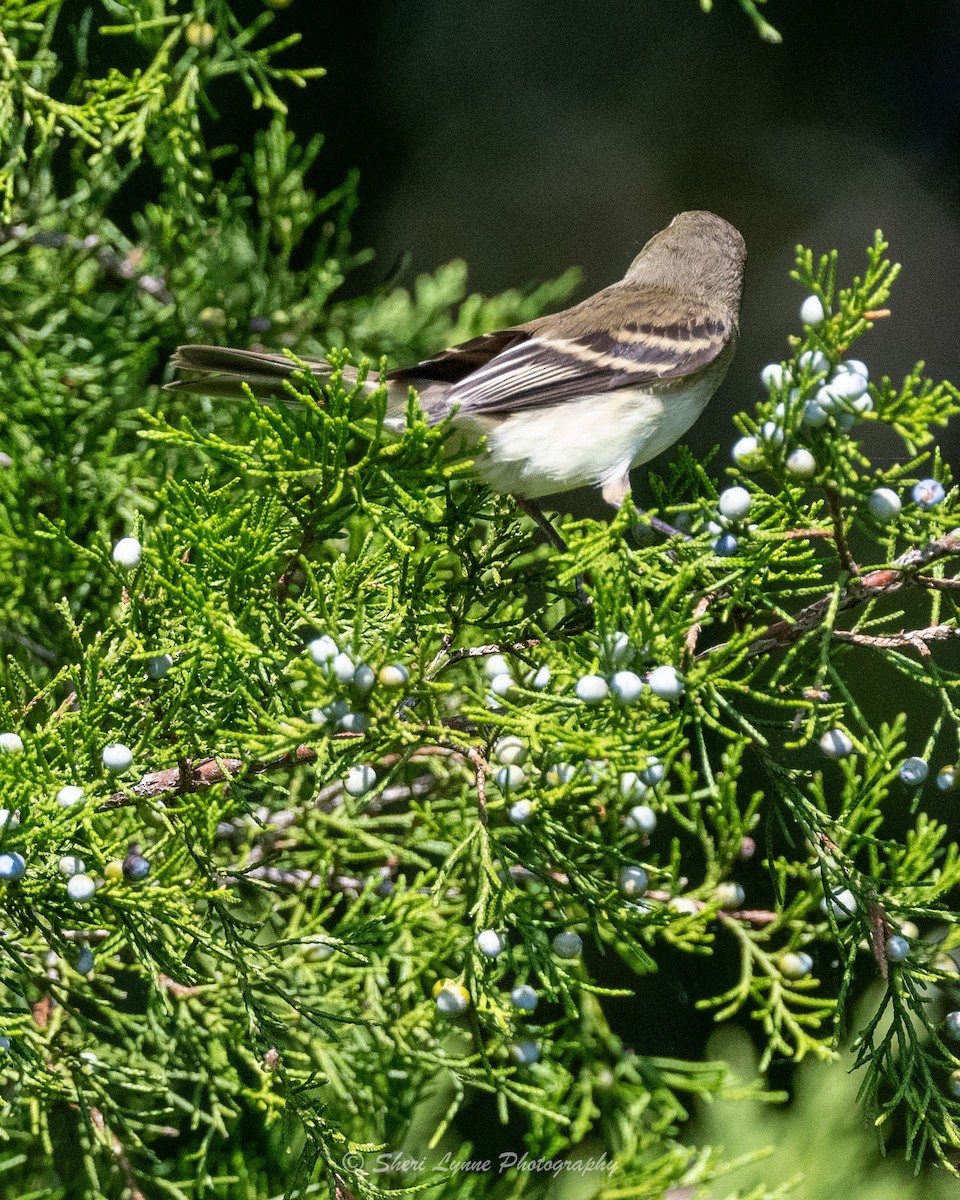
[3,5,960,1200]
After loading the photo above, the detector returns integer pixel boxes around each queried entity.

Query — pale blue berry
[821,886,856,920]
[713,533,739,556]
[495,765,526,790]
[378,663,409,688]
[332,652,355,683]
[786,448,817,477]
[899,757,929,786]
[56,785,84,808]
[511,1039,540,1064]
[508,799,534,825]
[819,729,854,759]
[798,349,829,374]
[647,666,683,699]
[434,981,470,1016]
[552,931,583,959]
[761,420,784,445]
[731,435,762,469]
[715,881,745,909]
[338,711,370,734]
[102,743,133,773]
[829,369,869,399]
[640,758,665,787]
[112,537,142,568]
[950,1070,960,1099]
[494,737,527,766]
[575,674,609,704]
[604,631,634,665]
[610,670,644,703]
[75,946,95,975]
[802,399,829,427]
[937,765,957,791]
[779,951,814,979]
[146,654,173,679]
[529,664,551,689]
[0,852,25,882]
[760,363,787,389]
[618,865,649,898]
[313,698,348,726]
[619,772,648,801]
[66,873,96,903]
[718,486,751,520]
[308,635,338,664]
[868,488,901,521]
[352,664,376,693]
[0,808,17,830]
[945,1011,960,1039]
[545,763,575,786]
[842,359,869,379]
[475,929,506,958]
[912,479,945,509]
[345,764,376,796]
[510,984,539,1011]
[484,655,512,680]
[800,295,825,325]
[884,934,910,963]
[489,672,516,699]
[624,805,657,835]
[58,855,85,877]
[815,384,843,413]
[0,733,23,754]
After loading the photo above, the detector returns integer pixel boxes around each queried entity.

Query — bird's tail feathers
[166,345,360,401]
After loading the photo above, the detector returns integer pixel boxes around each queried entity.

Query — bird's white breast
[451,378,717,500]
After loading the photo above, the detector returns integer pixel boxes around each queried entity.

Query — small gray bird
[170,211,745,532]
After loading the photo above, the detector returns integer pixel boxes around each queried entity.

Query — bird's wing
[421,286,734,418]
[386,328,533,385]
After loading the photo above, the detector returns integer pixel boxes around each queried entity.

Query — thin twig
[444,638,542,667]
[683,594,713,661]
[89,1108,148,1200]
[743,527,960,658]
[645,890,781,927]
[824,483,858,575]
[464,745,488,824]
[97,745,320,811]
[831,624,960,657]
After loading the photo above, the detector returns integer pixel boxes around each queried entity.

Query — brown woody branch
[745,527,960,657]
[824,483,858,575]
[97,745,321,811]
[831,624,960,657]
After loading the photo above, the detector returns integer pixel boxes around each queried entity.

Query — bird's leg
[514,496,592,606]
[638,512,692,541]
[515,496,570,553]
[602,473,692,542]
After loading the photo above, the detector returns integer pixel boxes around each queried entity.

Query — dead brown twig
[744,527,960,658]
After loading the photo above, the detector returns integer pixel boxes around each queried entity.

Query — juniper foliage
[2,6,960,1200]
